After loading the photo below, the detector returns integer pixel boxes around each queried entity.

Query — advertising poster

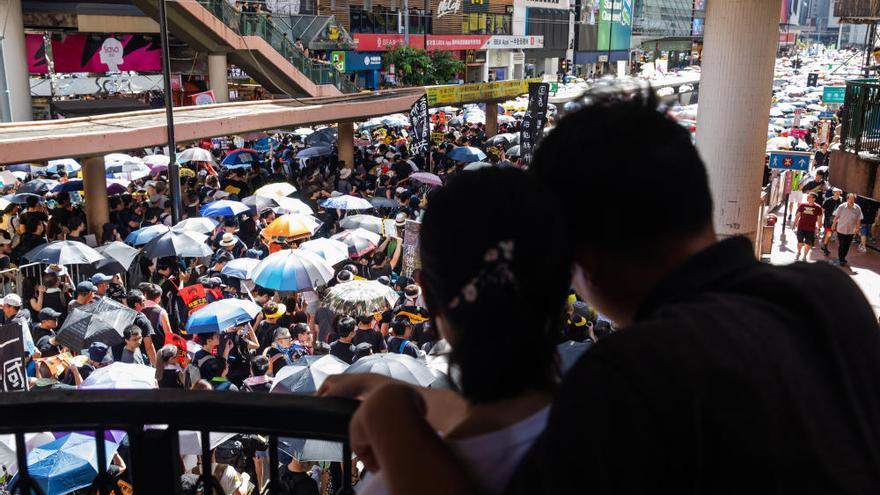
[597,0,633,52]
[51,34,161,73]
[26,34,48,74]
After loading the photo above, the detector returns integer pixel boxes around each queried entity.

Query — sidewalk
[768,215,880,316]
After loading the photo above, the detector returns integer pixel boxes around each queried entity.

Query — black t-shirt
[329,340,356,364]
[386,336,419,358]
[216,434,268,484]
[822,197,842,225]
[255,320,279,352]
[504,237,880,495]
[277,469,319,495]
[352,328,387,354]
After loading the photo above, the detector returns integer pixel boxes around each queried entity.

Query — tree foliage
[384,46,464,86]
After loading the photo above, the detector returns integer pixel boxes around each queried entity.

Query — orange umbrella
[262,214,321,240]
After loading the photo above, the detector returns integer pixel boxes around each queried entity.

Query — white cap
[3,294,22,307]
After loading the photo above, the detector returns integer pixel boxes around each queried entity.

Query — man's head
[126,290,146,312]
[143,283,162,303]
[250,355,270,377]
[274,327,292,347]
[90,273,113,296]
[807,192,818,204]
[263,301,286,321]
[88,342,112,367]
[38,308,61,329]
[832,188,842,199]
[337,316,356,340]
[816,170,826,181]
[2,294,21,319]
[75,281,97,303]
[123,325,143,350]
[292,323,310,343]
[847,192,857,205]
[391,316,412,339]
[531,92,715,324]
[356,314,374,329]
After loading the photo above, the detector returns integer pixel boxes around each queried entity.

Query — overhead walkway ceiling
[0,89,425,164]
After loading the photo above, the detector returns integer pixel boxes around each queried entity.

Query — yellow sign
[425,78,542,106]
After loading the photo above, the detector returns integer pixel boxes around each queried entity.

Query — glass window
[462,13,511,34]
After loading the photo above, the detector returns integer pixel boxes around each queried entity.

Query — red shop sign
[353,34,490,52]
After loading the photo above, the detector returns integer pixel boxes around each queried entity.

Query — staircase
[132,0,359,96]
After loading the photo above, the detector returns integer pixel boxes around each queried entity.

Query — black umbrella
[142,230,213,259]
[55,298,138,351]
[23,240,104,265]
[369,197,397,209]
[17,178,58,195]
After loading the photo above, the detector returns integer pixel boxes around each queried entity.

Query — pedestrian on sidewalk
[793,192,824,261]
[821,188,843,256]
[832,193,863,267]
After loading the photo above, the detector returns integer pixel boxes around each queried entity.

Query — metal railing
[840,79,880,155]
[2,390,359,494]
[198,0,359,93]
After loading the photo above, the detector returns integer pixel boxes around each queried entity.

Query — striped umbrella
[321,280,400,316]
[251,249,334,291]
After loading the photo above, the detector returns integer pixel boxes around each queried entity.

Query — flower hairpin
[449,240,516,310]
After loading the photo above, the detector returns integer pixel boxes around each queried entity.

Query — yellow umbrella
[262,214,321,240]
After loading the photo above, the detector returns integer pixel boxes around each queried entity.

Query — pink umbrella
[409,172,442,187]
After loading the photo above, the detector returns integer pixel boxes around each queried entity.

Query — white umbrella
[320,195,374,211]
[47,158,81,174]
[104,153,139,167]
[299,238,350,265]
[172,217,218,234]
[221,257,261,279]
[143,155,171,168]
[331,228,381,258]
[344,353,437,387]
[293,127,315,136]
[274,196,315,215]
[339,214,384,235]
[463,161,493,171]
[80,362,158,390]
[255,182,297,198]
[177,147,214,163]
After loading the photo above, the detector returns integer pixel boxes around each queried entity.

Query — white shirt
[355,405,550,495]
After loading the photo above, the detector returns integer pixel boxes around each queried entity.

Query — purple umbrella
[409,172,442,187]
[52,430,127,443]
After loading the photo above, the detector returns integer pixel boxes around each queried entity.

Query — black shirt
[329,340,356,364]
[505,237,880,495]
[352,328,387,354]
[277,469,319,495]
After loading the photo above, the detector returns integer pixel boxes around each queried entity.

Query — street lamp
[158,0,182,224]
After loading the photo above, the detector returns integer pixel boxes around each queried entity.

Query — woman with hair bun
[319,168,572,494]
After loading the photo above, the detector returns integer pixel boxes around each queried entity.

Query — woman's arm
[389,237,403,271]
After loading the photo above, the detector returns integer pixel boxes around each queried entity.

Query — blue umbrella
[124,224,171,246]
[52,180,84,193]
[251,249,335,291]
[5,163,32,172]
[295,146,332,159]
[447,146,487,163]
[221,149,260,168]
[3,193,43,205]
[253,137,276,153]
[220,257,260,279]
[200,199,250,217]
[186,298,261,334]
[11,433,119,495]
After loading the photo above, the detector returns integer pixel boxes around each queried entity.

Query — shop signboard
[459,83,483,102]
[480,36,544,50]
[50,33,162,73]
[26,34,48,74]
[597,0,633,52]
[520,82,550,166]
[344,52,383,72]
[331,51,346,72]
[768,151,811,172]
[353,34,490,52]
[464,0,489,12]
[819,111,835,119]
[822,86,846,104]
[191,91,216,105]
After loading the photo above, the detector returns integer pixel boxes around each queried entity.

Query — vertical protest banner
[402,220,422,277]
[409,94,431,170]
[519,82,550,166]
[0,322,27,391]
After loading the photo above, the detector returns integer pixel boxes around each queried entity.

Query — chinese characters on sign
[0,323,26,391]
[402,220,422,277]
[410,95,430,166]
[520,82,550,166]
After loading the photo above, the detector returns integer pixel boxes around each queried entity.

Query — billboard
[597,0,633,52]
[26,34,48,74]
[51,34,161,73]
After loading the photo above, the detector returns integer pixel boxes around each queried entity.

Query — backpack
[183,353,215,389]
[214,439,247,474]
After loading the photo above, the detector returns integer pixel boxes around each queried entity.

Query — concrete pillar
[82,156,109,241]
[337,121,354,170]
[208,53,229,103]
[0,0,32,121]
[694,0,781,241]
[485,102,497,138]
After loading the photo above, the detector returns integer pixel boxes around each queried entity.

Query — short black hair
[126,289,145,308]
[123,325,142,340]
[250,355,269,376]
[292,322,309,339]
[356,314,373,326]
[337,316,356,337]
[390,316,411,337]
[531,91,713,253]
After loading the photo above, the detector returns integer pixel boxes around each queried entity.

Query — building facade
[630,0,704,72]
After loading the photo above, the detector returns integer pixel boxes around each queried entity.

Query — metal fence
[0,261,126,300]
[198,0,359,93]
[840,79,880,155]
[1,389,358,495]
